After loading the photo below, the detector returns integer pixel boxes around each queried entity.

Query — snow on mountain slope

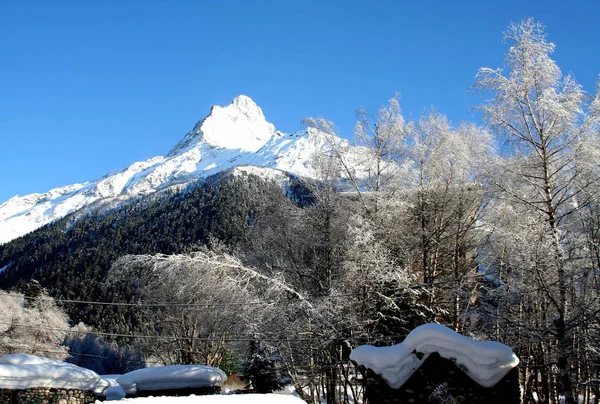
[0,95,360,245]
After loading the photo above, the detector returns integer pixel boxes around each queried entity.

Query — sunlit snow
[0,354,108,393]
[0,355,303,403]
[118,395,307,403]
[350,323,519,389]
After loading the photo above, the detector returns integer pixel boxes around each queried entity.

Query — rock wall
[360,352,520,404]
[0,387,99,404]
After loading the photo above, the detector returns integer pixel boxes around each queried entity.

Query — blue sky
[1,0,599,202]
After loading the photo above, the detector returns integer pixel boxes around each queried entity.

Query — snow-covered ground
[113,395,306,403]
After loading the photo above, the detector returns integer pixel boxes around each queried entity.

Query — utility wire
[0,291,354,308]
[0,321,400,343]
[34,350,369,370]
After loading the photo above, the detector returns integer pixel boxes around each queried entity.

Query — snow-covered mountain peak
[167,95,276,157]
[231,94,262,115]
[0,96,375,245]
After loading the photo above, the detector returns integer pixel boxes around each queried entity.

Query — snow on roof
[104,384,127,401]
[0,354,109,393]
[350,323,519,389]
[118,394,307,403]
[117,365,227,395]
[99,375,126,400]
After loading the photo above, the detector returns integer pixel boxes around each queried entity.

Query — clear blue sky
[1,0,599,202]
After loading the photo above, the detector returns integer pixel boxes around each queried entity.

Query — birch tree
[474,18,600,403]
[393,113,493,329]
[303,93,412,214]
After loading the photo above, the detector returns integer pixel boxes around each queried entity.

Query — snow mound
[350,323,519,389]
[0,354,109,393]
[117,365,227,395]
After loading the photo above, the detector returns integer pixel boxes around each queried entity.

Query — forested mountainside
[0,171,311,331]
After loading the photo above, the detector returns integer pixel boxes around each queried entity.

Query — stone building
[351,323,520,404]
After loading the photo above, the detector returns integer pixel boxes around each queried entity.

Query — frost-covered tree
[65,322,145,374]
[303,93,412,213]
[474,18,600,403]
[106,250,303,368]
[352,93,412,204]
[301,152,351,298]
[0,288,69,359]
[341,210,418,340]
[400,113,493,329]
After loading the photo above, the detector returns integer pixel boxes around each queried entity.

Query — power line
[0,321,396,343]
[0,291,354,308]
[35,350,371,370]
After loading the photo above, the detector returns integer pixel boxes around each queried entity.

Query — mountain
[0,170,309,330]
[0,95,353,244]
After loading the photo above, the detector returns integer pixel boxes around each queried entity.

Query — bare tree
[398,113,493,328]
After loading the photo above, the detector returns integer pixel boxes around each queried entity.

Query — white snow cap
[0,354,109,393]
[168,95,276,156]
[350,323,519,389]
[117,365,227,395]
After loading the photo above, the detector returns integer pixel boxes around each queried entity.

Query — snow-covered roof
[117,365,227,395]
[350,323,519,389]
[99,375,126,400]
[0,354,109,393]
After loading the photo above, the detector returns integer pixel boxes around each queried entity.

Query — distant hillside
[0,171,312,332]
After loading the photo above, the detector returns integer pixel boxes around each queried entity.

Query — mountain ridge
[0,95,353,244]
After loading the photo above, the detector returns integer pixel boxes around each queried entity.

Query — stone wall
[0,387,100,404]
[360,352,520,404]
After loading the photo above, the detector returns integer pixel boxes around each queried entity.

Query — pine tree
[240,341,290,393]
